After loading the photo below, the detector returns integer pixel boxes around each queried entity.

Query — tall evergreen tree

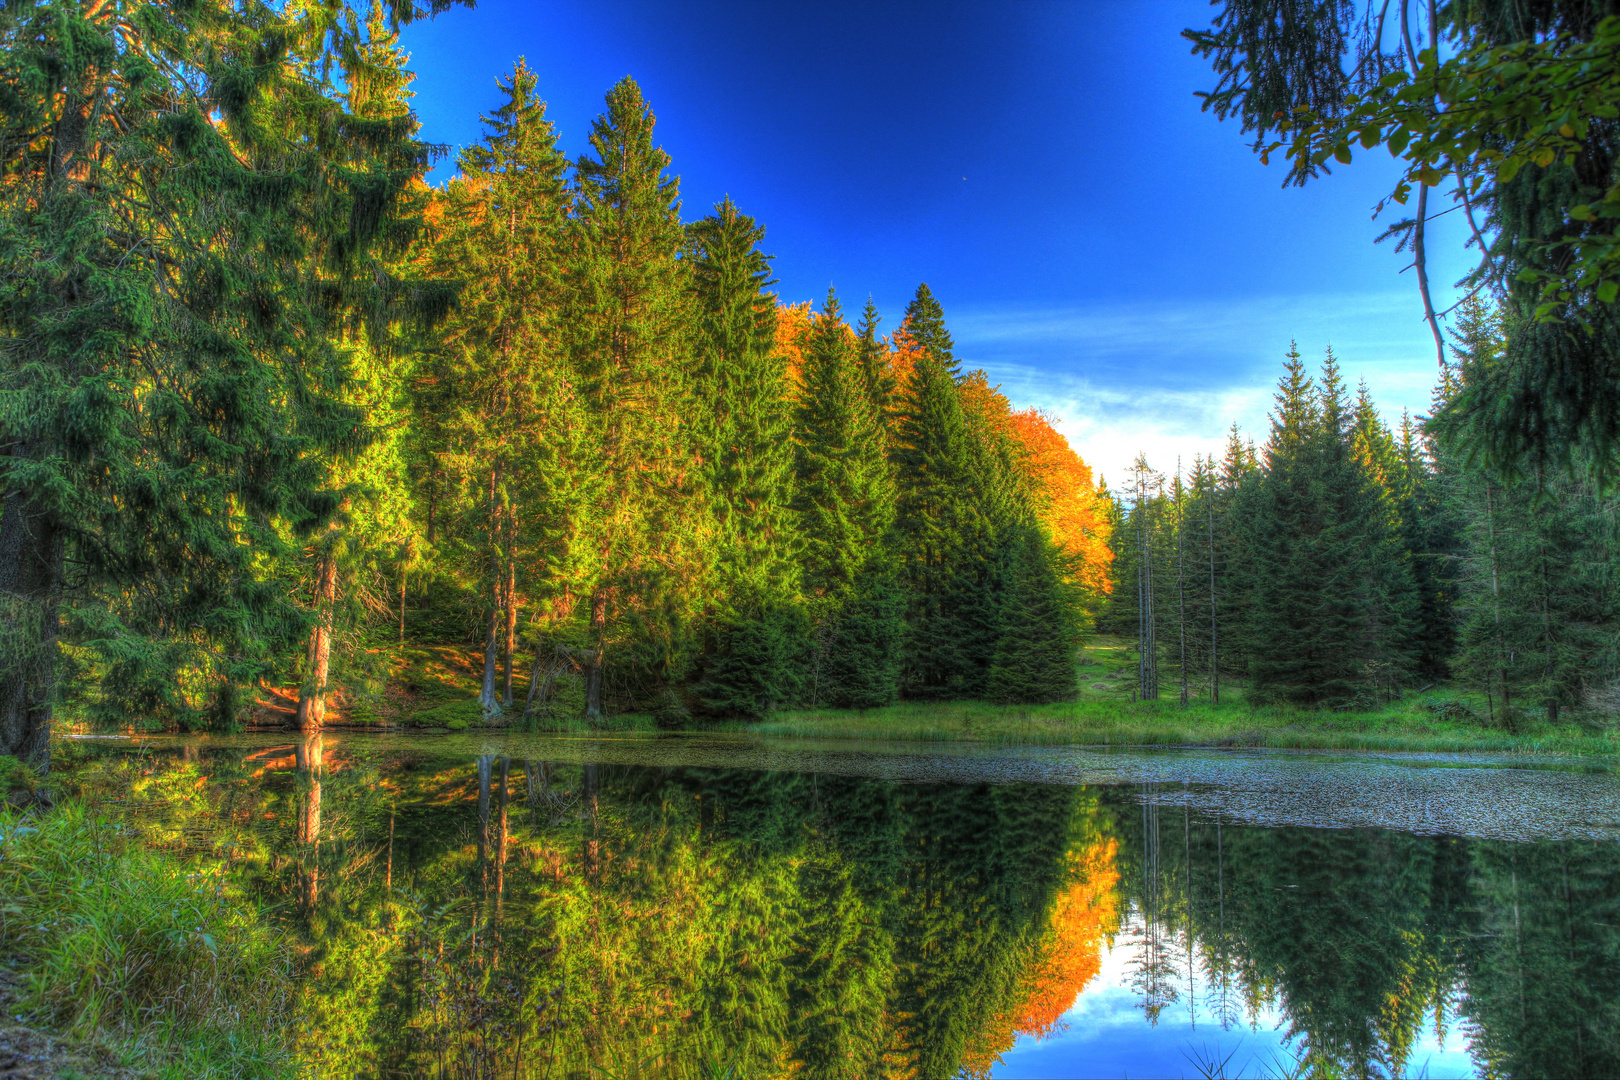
[1241,346,1417,706]
[892,285,979,698]
[791,289,903,709]
[687,200,801,719]
[424,59,572,720]
[0,0,458,762]
[562,77,696,720]
[986,526,1079,704]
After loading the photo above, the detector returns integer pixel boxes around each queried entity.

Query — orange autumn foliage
[774,301,814,390]
[1015,836,1122,1037]
[1008,408,1114,599]
[959,833,1122,1078]
[886,319,924,395]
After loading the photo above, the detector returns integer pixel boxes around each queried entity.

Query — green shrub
[0,801,294,1078]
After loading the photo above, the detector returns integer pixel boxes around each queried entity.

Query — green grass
[741,695,1617,756]
[742,640,1620,758]
[0,801,295,1078]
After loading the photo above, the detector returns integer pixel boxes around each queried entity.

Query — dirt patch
[0,970,141,1079]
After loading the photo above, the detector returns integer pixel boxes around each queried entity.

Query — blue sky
[400,0,1474,485]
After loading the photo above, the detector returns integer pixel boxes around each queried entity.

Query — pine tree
[1241,347,1417,706]
[855,297,897,426]
[423,59,573,720]
[686,198,803,719]
[794,290,895,597]
[690,197,798,600]
[892,284,979,698]
[562,78,696,720]
[0,0,459,762]
[789,289,902,709]
[985,527,1079,704]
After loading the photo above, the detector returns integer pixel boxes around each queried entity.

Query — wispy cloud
[949,292,1448,485]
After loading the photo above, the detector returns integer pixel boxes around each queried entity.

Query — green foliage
[987,528,1080,705]
[1238,347,1418,707]
[0,801,294,1077]
[410,699,484,730]
[1188,2,1620,478]
[0,0,460,759]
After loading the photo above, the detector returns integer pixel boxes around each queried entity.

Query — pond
[59,733,1620,1079]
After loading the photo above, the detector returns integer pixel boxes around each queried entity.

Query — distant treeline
[1100,301,1620,723]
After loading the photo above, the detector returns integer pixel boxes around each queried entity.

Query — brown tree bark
[295,733,324,913]
[501,549,518,708]
[296,545,338,731]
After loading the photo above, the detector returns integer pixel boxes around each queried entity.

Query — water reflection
[61,740,1620,1079]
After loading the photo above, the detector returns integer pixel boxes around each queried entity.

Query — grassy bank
[0,795,295,1078]
[742,696,1620,756]
[743,639,1620,757]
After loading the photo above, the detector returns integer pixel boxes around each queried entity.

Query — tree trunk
[501,555,518,708]
[495,757,509,908]
[295,733,324,913]
[585,587,607,722]
[582,762,600,879]
[296,545,338,732]
[398,570,407,646]
[0,441,64,769]
[1208,482,1219,705]
[1177,472,1188,707]
[479,473,502,719]
[476,754,493,871]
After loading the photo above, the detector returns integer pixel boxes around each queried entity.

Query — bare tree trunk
[585,587,607,722]
[1208,480,1219,705]
[1485,481,1509,718]
[501,553,518,708]
[479,471,502,719]
[296,544,338,732]
[476,754,493,889]
[1177,470,1188,707]
[398,570,407,646]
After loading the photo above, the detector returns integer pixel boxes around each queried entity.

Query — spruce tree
[855,297,897,426]
[688,199,801,717]
[892,284,978,698]
[0,0,458,762]
[790,289,902,709]
[423,59,573,720]
[1242,347,1417,706]
[986,527,1079,704]
[562,78,696,720]
[795,290,895,598]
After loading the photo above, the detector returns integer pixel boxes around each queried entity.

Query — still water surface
[63,733,1620,1078]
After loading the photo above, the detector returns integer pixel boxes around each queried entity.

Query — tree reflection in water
[58,745,1620,1079]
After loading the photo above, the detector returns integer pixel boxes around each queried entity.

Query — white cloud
[949,292,1451,485]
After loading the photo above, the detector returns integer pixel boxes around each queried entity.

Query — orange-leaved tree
[1008,409,1114,613]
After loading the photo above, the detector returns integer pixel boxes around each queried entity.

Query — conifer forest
[2,0,1620,1076]
[5,0,1617,758]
